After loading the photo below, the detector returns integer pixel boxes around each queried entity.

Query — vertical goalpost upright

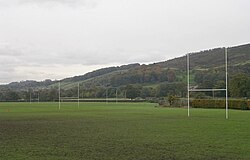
[30,91,32,104]
[59,81,61,110]
[187,47,229,119]
[78,83,80,109]
[37,91,40,103]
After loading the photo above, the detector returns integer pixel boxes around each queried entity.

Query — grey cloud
[0,44,25,57]
[1,43,165,66]
[0,40,166,83]
[0,0,99,8]
[0,0,249,84]
[21,0,85,5]
[59,48,166,66]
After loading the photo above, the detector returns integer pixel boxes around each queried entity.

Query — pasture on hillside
[0,102,250,160]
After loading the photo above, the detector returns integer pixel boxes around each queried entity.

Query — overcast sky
[0,0,249,84]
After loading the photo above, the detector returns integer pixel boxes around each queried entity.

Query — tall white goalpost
[105,87,118,104]
[78,83,80,109]
[58,82,80,110]
[59,81,61,110]
[187,47,228,119]
[29,90,40,104]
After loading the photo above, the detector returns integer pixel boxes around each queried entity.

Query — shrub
[168,95,176,106]
[191,99,249,110]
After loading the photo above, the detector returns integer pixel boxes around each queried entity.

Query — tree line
[1,72,249,102]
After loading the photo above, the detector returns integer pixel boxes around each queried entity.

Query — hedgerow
[191,99,249,110]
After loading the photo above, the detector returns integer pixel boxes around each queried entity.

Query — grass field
[0,102,250,160]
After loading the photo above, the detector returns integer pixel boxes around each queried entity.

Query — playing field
[0,102,250,160]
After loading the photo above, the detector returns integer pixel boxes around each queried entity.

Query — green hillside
[157,43,250,69]
[1,43,250,101]
[57,43,250,89]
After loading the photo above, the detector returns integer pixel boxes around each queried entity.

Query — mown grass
[0,102,250,160]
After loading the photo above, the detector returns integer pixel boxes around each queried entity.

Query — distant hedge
[191,99,249,110]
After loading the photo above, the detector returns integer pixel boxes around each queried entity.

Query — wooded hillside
[1,43,250,101]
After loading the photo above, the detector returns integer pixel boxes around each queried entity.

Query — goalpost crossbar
[189,89,226,92]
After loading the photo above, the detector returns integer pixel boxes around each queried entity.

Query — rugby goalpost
[29,90,40,104]
[58,82,123,109]
[105,87,119,104]
[187,47,228,119]
[58,82,80,110]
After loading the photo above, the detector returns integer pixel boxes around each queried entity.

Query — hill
[0,43,250,101]
[60,43,250,88]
